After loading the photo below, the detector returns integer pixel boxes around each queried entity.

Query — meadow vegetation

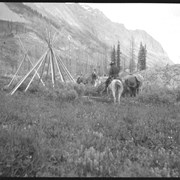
[1,75,180,177]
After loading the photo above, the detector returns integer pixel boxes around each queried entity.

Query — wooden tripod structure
[6,36,45,88]
[10,30,75,95]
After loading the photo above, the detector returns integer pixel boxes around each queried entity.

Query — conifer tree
[129,36,136,73]
[117,41,121,70]
[141,44,147,70]
[137,42,147,71]
[111,45,116,64]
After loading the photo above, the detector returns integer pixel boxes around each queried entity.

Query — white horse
[95,77,124,104]
[108,79,124,104]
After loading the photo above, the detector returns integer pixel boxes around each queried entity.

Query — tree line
[110,39,147,73]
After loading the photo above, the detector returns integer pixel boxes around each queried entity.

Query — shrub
[84,86,99,96]
[173,88,180,102]
[54,89,78,102]
[138,85,178,104]
[73,84,85,97]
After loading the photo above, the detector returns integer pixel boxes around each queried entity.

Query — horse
[94,76,108,94]
[122,74,141,97]
[94,76,108,87]
[108,79,124,104]
[76,76,84,84]
[94,77,123,104]
[76,74,98,86]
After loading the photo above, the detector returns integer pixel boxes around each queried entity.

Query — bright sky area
[81,3,180,64]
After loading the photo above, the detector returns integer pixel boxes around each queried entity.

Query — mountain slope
[0,2,174,78]
[28,3,173,66]
[0,3,27,23]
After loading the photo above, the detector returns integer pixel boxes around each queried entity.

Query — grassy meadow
[1,75,180,177]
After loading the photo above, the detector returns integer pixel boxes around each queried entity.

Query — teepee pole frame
[25,52,46,92]
[10,50,48,95]
[18,36,45,86]
[10,28,76,95]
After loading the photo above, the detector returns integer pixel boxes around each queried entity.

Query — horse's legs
[118,87,123,104]
[130,88,136,97]
[118,85,124,104]
[133,89,136,97]
[129,88,132,97]
[117,89,120,104]
[112,86,116,104]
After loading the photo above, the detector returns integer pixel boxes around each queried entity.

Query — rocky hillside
[0,2,174,78]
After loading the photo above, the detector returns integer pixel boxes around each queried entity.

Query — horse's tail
[115,80,123,91]
[115,80,122,87]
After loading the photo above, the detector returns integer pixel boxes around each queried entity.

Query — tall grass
[1,77,180,177]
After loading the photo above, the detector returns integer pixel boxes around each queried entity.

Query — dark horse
[122,74,141,97]
[76,74,97,86]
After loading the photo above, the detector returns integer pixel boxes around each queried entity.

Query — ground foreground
[1,76,180,177]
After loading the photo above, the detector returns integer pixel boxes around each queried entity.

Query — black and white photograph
[1,2,180,177]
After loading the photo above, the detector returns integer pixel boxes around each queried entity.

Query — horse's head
[76,76,82,84]
[77,76,87,85]
[133,74,144,88]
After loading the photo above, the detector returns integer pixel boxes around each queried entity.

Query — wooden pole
[51,50,56,85]
[7,54,26,87]
[49,49,55,87]
[54,50,69,79]
[10,50,48,95]
[56,56,72,81]
[25,52,46,92]
[60,59,75,82]
[52,49,64,82]
[37,51,48,86]
[55,51,75,82]
[45,52,50,80]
